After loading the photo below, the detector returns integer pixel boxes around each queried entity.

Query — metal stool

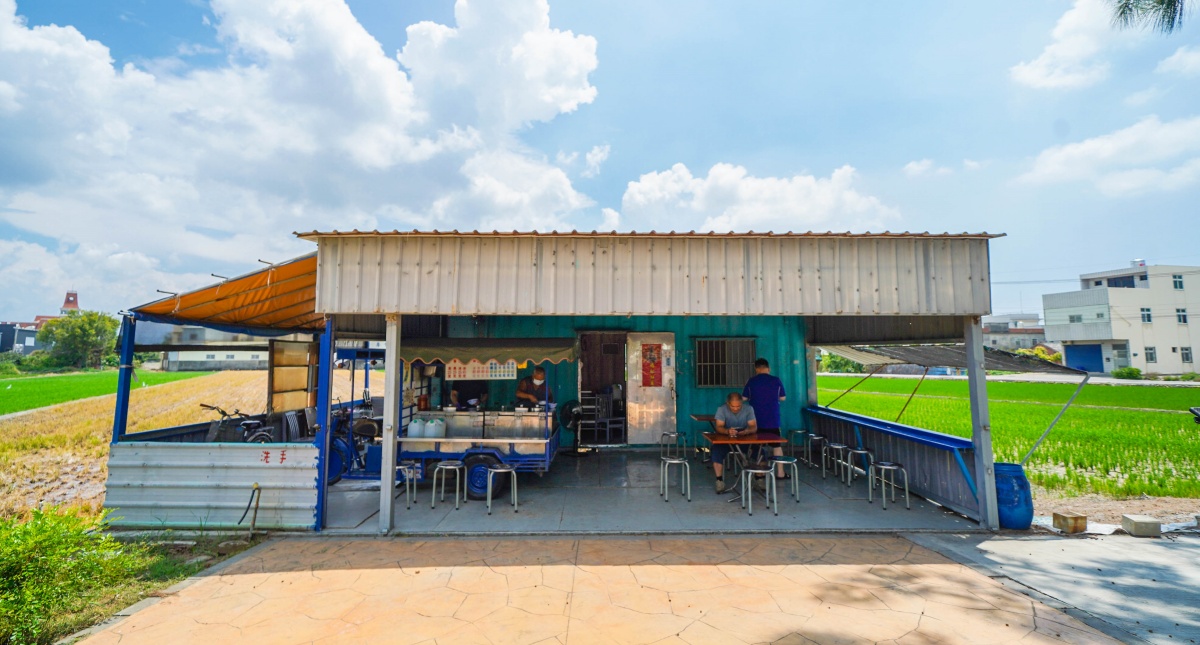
[771,456,801,502]
[803,434,826,469]
[822,442,848,481]
[869,461,910,510]
[660,432,683,460]
[397,460,418,510]
[843,447,874,487]
[431,460,466,510]
[486,463,518,514]
[660,455,691,502]
[741,465,777,516]
[782,429,806,459]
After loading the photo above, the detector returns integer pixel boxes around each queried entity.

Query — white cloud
[1124,86,1164,107]
[1156,45,1200,76]
[599,207,620,231]
[619,163,898,233]
[0,0,600,317]
[1010,0,1121,89]
[1019,115,1200,195]
[581,144,610,178]
[962,159,983,171]
[903,159,953,177]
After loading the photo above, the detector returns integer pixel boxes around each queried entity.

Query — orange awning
[133,253,322,332]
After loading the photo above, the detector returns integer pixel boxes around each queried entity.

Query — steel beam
[379,314,401,534]
[964,316,999,530]
[314,318,333,531]
[111,315,137,444]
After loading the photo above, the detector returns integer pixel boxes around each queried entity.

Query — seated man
[711,392,756,493]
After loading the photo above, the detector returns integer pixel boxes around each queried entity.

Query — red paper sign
[642,343,663,387]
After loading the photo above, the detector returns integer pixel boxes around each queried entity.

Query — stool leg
[902,469,910,510]
[820,446,827,479]
[882,470,890,511]
[664,462,671,503]
[745,471,753,516]
[770,474,778,516]
[487,471,494,515]
[512,473,519,512]
[431,469,438,509]
[659,460,665,498]
[683,462,691,502]
[459,467,467,505]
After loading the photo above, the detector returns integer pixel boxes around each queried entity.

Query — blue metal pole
[313,318,333,531]
[111,315,136,444]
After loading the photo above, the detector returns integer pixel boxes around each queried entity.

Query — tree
[820,353,865,373]
[1112,0,1190,33]
[36,311,120,369]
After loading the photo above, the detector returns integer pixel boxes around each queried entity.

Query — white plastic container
[427,419,446,438]
[407,419,426,438]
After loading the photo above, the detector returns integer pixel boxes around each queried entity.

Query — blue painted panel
[1064,344,1103,373]
[452,315,807,446]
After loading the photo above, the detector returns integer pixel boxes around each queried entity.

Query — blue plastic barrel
[994,462,1034,530]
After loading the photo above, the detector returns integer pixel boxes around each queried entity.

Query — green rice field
[0,371,211,417]
[817,375,1200,498]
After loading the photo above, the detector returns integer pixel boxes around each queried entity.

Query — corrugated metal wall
[105,443,318,529]
[315,236,992,316]
[457,315,808,443]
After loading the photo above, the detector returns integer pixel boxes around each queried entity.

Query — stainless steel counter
[413,410,553,439]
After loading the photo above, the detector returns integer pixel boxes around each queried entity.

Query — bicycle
[200,403,273,443]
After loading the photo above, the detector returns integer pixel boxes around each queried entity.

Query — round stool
[869,461,910,510]
[822,442,848,481]
[804,434,826,470]
[660,455,691,502]
[431,460,466,510]
[843,447,874,487]
[771,456,801,502]
[486,463,518,515]
[396,460,418,510]
[659,432,683,460]
[741,465,777,516]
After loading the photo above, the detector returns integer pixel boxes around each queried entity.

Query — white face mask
[533,378,545,386]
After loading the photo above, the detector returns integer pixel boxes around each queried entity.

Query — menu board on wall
[641,343,663,387]
[445,359,518,380]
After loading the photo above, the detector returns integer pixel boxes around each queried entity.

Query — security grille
[694,338,756,388]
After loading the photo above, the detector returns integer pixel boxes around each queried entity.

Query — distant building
[1044,260,1198,374]
[60,290,79,315]
[161,326,268,371]
[0,323,40,355]
[981,313,1046,351]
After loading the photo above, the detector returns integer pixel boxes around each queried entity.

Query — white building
[161,326,269,371]
[1043,261,1198,374]
[981,313,1045,351]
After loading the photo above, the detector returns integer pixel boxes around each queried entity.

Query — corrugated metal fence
[807,407,980,521]
[105,443,318,530]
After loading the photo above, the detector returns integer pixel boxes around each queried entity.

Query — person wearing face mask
[516,366,554,405]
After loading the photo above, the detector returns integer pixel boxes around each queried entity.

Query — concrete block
[1052,512,1087,534]
[1121,514,1162,537]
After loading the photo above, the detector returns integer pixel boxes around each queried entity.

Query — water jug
[994,462,1034,530]
[407,419,426,438]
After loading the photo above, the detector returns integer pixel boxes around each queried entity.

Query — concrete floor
[325,450,980,535]
[79,535,1121,645]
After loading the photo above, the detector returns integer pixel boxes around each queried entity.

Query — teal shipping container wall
[447,315,808,446]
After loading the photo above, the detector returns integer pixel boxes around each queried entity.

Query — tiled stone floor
[81,535,1119,644]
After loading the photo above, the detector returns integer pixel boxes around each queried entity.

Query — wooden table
[703,432,785,499]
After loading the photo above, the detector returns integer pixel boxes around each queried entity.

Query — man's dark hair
[726,392,743,403]
[533,366,546,376]
[754,358,769,369]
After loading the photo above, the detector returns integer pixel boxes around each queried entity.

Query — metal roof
[297,229,1005,240]
[132,253,322,332]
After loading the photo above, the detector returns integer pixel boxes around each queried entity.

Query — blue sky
[1,0,1198,321]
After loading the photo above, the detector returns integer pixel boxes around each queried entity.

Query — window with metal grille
[1173,274,1184,290]
[1145,347,1157,363]
[1141,308,1152,323]
[1068,314,1083,323]
[694,338,756,388]
[1178,308,1189,324]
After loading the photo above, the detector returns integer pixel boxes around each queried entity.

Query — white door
[625,333,677,445]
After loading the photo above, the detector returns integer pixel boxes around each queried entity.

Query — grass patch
[0,371,211,416]
[0,508,247,645]
[817,377,1200,498]
[817,374,1198,411]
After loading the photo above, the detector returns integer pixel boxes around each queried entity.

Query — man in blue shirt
[743,358,787,478]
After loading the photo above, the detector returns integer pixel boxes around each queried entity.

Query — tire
[463,454,503,501]
[246,431,273,444]
[326,437,352,485]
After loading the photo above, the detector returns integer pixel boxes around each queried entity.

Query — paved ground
[909,532,1200,644]
[80,535,1120,645]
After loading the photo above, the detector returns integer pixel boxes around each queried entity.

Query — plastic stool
[771,456,801,502]
[660,455,691,502]
[741,465,778,516]
[822,442,848,481]
[431,460,466,510]
[843,447,874,487]
[397,460,418,510]
[486,463,518,515]
[869,461,910,510]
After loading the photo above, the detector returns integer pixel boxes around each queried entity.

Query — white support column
[965,316,999,530]
[379,313,401,534]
